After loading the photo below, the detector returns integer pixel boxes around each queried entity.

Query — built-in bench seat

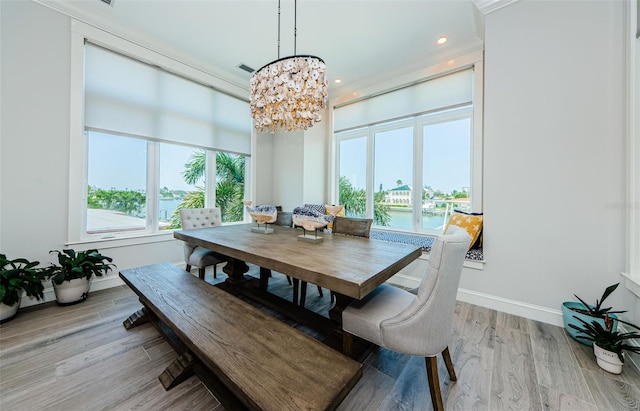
[120,263,362,411]
[370,229,484,261]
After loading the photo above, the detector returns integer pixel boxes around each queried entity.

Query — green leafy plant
[571,283,627,318]
[44,249,115,285]
[569,315,640,362]
[0,254,45,305]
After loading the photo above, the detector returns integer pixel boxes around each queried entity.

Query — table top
[174,224,422,299]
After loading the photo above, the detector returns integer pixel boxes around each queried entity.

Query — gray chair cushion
[342,284,414,346]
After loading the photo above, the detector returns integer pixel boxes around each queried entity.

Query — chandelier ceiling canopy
[249,0,327,134]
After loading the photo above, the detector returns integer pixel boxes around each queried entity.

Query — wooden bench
[120,263,362,411]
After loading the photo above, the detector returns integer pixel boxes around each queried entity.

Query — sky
[88,131,199,192]
[340,118,471,194]
[89,118,471,196]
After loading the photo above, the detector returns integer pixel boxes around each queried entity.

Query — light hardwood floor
[1,265,639,411]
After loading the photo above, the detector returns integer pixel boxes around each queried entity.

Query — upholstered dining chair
[298,216,374,308]
[341,225,470,411]
[179,208,228,280]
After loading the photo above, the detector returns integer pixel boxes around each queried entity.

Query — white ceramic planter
[52,278,92,305]
[0,297,21,323]
[593,343,624,374]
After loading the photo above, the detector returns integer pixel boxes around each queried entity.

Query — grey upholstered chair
[179,208,227,280]
[342,225,470,411]
[299,216,374,307]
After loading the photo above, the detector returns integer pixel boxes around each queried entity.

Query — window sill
[66,231,177,250]
[621,272,640,298]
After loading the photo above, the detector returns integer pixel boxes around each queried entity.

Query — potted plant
[562,283,625,345]
[569,315,640,374]
[0,254,45,322]
[43,249,115,305]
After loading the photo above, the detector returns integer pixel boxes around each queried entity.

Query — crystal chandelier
[250,0,327,133]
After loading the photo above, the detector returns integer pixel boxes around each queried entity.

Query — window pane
[159,144,205,230]
[215,152,246,223]
[338,137,367,218]
[87,132,147,233]
[422,118,471,231]
[374,127,413,229]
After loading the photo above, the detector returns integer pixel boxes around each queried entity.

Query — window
[68,23,251,243]
[334,61,482,236]
[336,108,473,235]
[374,125,414,229]
[85,131,246,237]
[421,115,472,231]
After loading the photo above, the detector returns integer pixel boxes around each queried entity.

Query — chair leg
[442,346,457,381]
[425,356,444,411]
[316,285,323,297]
[286,275,292,285]
[186,264,192,272]
[198,267,206,280]
[342,330,353,357]
[213,264,217,279]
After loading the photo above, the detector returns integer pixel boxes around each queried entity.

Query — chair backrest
[332,216,373,238]
[380,225,470,356]
[275,211,293,227]
[179,208,222,229]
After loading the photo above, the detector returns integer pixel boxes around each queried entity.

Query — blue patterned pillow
[304,204,326,215]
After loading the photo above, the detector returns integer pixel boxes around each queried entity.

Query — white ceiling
[41,0,494,99]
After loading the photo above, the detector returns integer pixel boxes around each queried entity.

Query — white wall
[272,132,304,210]
[0,1,183,307]
[462,0,636,324]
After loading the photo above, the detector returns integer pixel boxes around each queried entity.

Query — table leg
[259,267,270,290]
[329,292,354,324]
[222,257,250,286]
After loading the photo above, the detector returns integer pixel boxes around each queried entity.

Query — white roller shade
[334,69,473,132]
[84,43,251,155]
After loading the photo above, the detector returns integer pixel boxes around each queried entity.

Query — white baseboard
[456,288,564,327]
[20,275,127,308]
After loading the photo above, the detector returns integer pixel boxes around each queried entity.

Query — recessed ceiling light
[334,78,343,84]
[436,36,448,45]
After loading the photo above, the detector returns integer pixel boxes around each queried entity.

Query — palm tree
[339,176,390,226]
[168,150,245,228]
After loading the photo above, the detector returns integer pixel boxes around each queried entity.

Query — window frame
[330,54,484,240]
[335,106,475,235]
[622,0,640,297]
[68,20,250,247]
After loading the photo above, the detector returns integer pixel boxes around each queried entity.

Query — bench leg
[123,307,150,330]
[159,351,197,391]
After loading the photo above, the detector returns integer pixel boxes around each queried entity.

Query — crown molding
[473,0,519,15]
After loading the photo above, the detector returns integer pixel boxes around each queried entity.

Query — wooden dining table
[174,223,422,334]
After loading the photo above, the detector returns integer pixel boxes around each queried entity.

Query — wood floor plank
[364,347,411,380]
[538,385,598,411]
[337,364,396,411]
[446,337,493,411]
[460,304,497,349]
[2,280,639,411]
[497,311,529,333]
[378,355,434,411]
[529,320,594,403]
[582,368,640,411]
[45,350,178,411]
[490,325,543,411]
